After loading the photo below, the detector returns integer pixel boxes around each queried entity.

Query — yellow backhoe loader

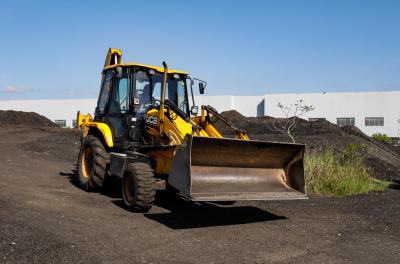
[77,48,307,211]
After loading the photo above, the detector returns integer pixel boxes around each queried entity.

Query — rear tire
[122,161,156,211]
[78,135,109,190]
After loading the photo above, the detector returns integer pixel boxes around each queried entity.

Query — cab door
[106,70,131,142]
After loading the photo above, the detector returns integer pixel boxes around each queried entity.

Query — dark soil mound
[21,127,81,162]
[216,110,345,138]
[217,110,400,181]
[0,110,57,127]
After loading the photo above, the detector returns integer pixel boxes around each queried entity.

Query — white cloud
[0,85,29,94]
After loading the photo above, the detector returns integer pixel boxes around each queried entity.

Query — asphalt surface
[0,126,399,264]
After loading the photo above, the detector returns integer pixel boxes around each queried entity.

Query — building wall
[192,95,233,113]
[262,91,400,137]
[232,96,265,117]
[1,91,399,136]
[193,95,264,117]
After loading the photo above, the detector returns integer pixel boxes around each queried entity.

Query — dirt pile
[0,110,57,127]
[0,110,79,161]
[217,111,344,138]
[217,110,400,181]
[21,127,81,162]
[2,109,399,181]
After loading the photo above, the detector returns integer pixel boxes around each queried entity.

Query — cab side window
[97,70,113,113]
[109,77,130,114]
[135,71,151,113]
[107,73,130,140]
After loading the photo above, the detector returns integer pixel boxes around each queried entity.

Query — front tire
[78,135,109,190]
[122,161,156,211]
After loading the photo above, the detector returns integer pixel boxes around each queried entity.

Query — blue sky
[0,0,399,99]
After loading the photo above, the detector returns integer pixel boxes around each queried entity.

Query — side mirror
[114,67,123,79]
[191,105,199,116]
[199,83,205,94]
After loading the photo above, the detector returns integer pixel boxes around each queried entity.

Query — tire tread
[123,161,156,211]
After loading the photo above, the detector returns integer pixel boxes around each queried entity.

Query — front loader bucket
[168,135,307,201]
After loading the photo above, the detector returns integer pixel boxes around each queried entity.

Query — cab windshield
[135,70,189,115]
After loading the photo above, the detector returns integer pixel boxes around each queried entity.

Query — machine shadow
[59,164,122,199]
[142,191,287,230]
[389,179,400,190]
[60,165,286,229]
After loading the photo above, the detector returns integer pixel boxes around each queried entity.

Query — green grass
[372,132,393,144]
[305,151,390,196]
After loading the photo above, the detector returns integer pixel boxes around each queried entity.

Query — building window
[365,117,384,126]
[72,119,77,128]
[337,117,355,127]
[309,118,326,122]
[54,119,66,128]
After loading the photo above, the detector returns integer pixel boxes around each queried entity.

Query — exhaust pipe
[159,61,168,135]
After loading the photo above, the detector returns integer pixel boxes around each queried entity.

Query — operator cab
[94,66,191,146]
[93,48,206,147]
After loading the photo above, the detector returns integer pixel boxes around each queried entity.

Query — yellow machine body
[78,48,307,201]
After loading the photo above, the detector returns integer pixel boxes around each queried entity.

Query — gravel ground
[0,125,400,264]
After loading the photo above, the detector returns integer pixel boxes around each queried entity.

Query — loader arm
[147,93,307,201]
[200,105,250,140]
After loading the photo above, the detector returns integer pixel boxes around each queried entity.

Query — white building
[198,91,400,137]
[1,91,399,137]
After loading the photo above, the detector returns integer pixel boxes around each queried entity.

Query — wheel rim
[81,147,93,178]
[123,175,136,206]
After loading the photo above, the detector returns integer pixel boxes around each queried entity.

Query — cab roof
[103,48,189,75]
[104,63,189,75]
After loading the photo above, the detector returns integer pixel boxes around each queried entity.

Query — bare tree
[269,100,314,143]
[398,118,400,136]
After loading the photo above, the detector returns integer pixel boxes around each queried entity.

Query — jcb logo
[144,115,158,126]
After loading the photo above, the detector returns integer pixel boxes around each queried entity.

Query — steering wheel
[151,98,161,107]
